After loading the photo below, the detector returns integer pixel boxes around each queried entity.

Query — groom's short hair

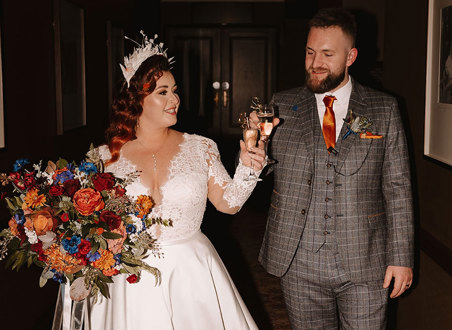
[308,8,357,47]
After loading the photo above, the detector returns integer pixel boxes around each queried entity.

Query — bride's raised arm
[204,138,266,214]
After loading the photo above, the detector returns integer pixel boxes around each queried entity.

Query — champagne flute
[238,112,262,181]
[256,104,276,165]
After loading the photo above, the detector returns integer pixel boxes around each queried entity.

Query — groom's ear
[346,48,358,67]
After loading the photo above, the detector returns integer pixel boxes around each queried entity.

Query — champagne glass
[256,104,276,165]
[238,112,262,181]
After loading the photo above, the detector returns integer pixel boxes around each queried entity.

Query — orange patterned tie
[322,95,337,152]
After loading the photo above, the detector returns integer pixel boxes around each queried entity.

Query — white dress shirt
[314,77,352,142]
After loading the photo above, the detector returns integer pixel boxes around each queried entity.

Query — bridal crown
[120,31,174,87]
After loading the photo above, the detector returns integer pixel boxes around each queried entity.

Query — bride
[86,35,266,329]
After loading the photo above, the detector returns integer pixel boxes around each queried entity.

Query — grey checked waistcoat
[299,118,339,252]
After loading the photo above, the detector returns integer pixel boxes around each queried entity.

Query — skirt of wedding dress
[85,231,258,330]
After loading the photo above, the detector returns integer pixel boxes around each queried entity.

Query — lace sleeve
[203,138,261,209]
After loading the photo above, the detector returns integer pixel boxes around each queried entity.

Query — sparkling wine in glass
[257,110,274,142]
[256,104,276,164]
[238,112,262,181]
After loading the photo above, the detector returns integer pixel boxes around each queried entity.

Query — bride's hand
[239,140,266,171]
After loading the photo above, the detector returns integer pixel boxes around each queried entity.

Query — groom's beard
[306,67,346,94]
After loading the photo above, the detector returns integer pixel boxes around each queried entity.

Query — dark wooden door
[166,27,276,138]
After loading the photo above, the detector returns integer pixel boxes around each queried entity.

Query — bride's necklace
[135,138,166,173]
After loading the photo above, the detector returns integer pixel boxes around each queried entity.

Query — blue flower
[86,250,101,262]
[14,210,26,225]
[62,236,81,254]
[54,170,74,184]
[126,224,136,234]
[13,158,30,172]
[114,253,122,265]
[51,271,65,283]
[78,162,97,175]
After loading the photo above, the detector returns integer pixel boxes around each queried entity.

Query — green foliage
[56,158,69,169]
[5,198,17,212]
[102,232,122,240]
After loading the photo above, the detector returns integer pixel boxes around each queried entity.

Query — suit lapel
[335,80,372,172]
[290,89,316,159]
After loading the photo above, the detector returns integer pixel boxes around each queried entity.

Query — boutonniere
[342,110,383,140]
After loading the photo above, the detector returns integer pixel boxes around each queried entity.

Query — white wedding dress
[86,133,259,330]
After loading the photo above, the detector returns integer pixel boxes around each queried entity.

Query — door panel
[167,28,221,136]
[166,27,275,138]
[222,28,275,136]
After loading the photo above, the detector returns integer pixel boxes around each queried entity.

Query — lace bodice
[97,133,259,242]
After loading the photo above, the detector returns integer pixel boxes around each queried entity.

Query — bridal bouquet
[0,147,171,302]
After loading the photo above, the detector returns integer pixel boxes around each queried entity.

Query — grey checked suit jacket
[258,79,414,283]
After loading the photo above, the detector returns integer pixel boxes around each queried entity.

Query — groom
[257,8,414,329]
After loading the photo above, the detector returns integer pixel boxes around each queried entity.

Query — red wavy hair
[105,55,171,165]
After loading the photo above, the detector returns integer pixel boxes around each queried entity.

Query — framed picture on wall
[0,25,4,149]
[54,0,86,135]
[425,0,452,165]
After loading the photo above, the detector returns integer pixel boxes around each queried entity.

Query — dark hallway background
[0,0,450,329]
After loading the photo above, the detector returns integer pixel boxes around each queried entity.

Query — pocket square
[359,131,383,139]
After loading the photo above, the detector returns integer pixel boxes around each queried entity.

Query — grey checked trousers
[280,245,389,329]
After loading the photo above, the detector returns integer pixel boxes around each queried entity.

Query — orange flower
[96,228,104,235]
[102,268,119,276]
[92,249,116,271]
[136,195,153,218]
[8,218,19,236]
[24,189,46,208]
[106,222,127,254]
[73,188,105,216]
[29,208,55,235]
[44,243,84,273]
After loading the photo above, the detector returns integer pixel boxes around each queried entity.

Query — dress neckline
[119,132,188,205]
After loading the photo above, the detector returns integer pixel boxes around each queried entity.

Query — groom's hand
[249,111,280,130]
[383,265,413,298]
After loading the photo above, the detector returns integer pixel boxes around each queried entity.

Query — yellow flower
[136,195,153,218]
[24,189,46,208]
[92,249,116,271]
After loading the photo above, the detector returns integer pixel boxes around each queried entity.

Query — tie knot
[323,95,336,108]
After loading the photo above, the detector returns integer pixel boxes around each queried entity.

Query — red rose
[114,185,126,197]
[8,172,20,180]
[60,213,70,222]
[126,274,138,283]
[64,179,81,197]
[31,241,43,254]
[78,239,91,255]
[14,180,26,190]
[73,252,88,265]
[99,210,122,230]
[92,173,115,192]
[49,185,64,196]
[23,172,36,188]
